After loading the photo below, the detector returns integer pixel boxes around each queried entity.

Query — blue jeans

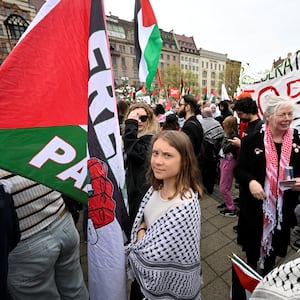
[7,211,88,300]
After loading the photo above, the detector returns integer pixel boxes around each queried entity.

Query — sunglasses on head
[139,115,148,122]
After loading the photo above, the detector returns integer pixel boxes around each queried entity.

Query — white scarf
[126,187,202,299]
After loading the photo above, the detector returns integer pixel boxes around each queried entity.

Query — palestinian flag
[231,253,262,299]
[135,85,146,98]
[0,0,130,298]
[134,0,162,90]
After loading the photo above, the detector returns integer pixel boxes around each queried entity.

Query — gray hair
[263,94,295,118]
[202,107,213,118]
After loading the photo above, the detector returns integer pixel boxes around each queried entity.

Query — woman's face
[132,108,149,133]
[268,104,294,133]
[151,138,181,183]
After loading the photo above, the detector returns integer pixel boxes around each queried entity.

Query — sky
[104,0,299,73]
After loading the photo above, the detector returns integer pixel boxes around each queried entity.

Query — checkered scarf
[260,124,292,268]
[251,254,300,299]
[126,187,202,300]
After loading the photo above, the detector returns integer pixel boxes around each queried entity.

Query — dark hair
[154,104,165,116]
[183,95,201,115]
[162,113,179,130]
[233,97,258,114]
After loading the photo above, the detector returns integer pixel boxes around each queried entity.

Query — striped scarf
[260,124,292,268]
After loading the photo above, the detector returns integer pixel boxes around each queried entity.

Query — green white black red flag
[0,0,130,298]
[134,0,162,90]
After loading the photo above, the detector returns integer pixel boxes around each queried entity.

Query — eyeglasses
[138,115,148,122]
[275,112,294,119]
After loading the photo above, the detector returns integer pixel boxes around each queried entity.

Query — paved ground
[77,183,296,300]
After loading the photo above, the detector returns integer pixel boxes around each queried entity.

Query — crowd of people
[2,92,300,300]
[119,93,300,299]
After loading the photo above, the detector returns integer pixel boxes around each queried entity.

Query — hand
[127,111,139,121]
[249,180,266,200]
[227,137,241,148]
[137,222,147,241]
[291,177,300,191]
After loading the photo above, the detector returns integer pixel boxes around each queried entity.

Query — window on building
[128,32,134,41]
[107,22,125,39]
[5,8,11,16]
[1,42,8,54]
[211,72,216,79]
[114,69,118,82]
[206,62,208,68]
[0,25,4,36]
[202,70,207,77]
[4,14,29,40]
[202,80,207,86]
[121,57,126,66]
[119,45,125,53]
[112,56,117,66]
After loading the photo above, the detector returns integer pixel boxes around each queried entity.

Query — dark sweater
[123,119,152,226]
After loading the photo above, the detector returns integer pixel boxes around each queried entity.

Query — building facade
[198,48,227,97]
[0,4,242,99]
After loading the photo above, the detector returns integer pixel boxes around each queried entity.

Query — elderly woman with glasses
[234,94,300,276]
[123,102,160,228]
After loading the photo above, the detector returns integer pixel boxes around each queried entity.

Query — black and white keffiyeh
[250,253,300,299]
[126,187,202,300]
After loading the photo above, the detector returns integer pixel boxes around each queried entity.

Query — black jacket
[234,129,300,263]
[124,119,152,226]
[181,116,204,158]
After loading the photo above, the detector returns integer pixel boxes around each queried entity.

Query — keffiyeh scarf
[251,254,300,299]
[126,187,202,300]
[260,124,292,268]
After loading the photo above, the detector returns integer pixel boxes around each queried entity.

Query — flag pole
[156,68,163,91]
